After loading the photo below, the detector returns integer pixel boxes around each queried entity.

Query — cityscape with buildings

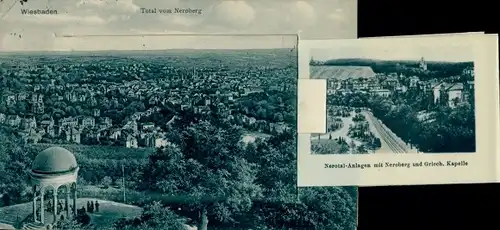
[310,56,476,154]
[0,49,357,230]
[0,51,297,148]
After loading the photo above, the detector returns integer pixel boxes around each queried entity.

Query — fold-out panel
[298,34,499,186]
[298,79,327,134]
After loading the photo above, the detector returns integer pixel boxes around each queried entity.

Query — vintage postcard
[0,0,356,47]
[0,35,357,230]
[297,34,499,186]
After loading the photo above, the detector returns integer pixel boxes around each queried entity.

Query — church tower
[310,57,316,66]
[419,57,427,71]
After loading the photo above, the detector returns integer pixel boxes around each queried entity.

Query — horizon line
[55,33,299,38]
[0,48,297,54]
[312,57,473,63]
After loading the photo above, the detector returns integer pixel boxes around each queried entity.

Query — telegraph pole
[122,163,126,203]
[296,187,301,203]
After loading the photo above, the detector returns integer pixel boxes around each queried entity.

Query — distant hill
[0,48,297,75]
[313,58,474,80]
[321,58,473,66]
[310,66,376,80]
[0,48,295,56]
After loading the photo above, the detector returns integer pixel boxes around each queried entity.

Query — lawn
[78,185,212,207]
[241,131,271,144]
[0,197,142,230]
[311,138,344,154]
[0,202,32,227]
[77,198,142,229]
[32,143,155,160]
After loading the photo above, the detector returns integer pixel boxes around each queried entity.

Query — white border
[297,34,500,186]
[361,32,485,39]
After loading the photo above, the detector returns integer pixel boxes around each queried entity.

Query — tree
[349,141,356,150]
[255,187,357,230]
[10,79,22,89]
[373,138,382,149]
[142,121,263,230]
[75,105,84,116]
[356,144,368,154]
[0,102,7,114]
[256,107,267,120]
[101,176,113,188]
[251,137,296,202]
[273,113,284,122]
[65,106,77,117]
[14,102,28,114]
[298,187,357,230]
[113,201,188,230]
[55,218,89,230]
[339,143,349,154]
[0,128,36,204]
[438,88,448,107]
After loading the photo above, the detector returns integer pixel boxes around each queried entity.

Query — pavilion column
[53,189,58,223]
[40,189,45,224]
[65,185,69,217]
[33,186,37,222]
[73,183,77,216]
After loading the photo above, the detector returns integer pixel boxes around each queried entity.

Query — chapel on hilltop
[419,57,428,71]
[29,147,79,229]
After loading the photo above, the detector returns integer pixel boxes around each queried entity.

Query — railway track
[365,112,407,153]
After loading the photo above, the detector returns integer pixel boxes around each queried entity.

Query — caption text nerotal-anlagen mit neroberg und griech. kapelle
[324,160,468,169]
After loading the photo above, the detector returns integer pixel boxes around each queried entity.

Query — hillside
[321,58,473,66]
[310,65,376,80]
[313,58,474,80]
[0,198,142,229]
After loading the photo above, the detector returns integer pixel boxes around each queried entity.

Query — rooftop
[447,83,464,91]
[431,82,464,91]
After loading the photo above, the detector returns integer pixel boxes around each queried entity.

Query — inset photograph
[309,46,475,154]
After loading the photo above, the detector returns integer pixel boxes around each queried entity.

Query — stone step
[22,222,45,230]
[43,211,73,223]
[0,219,15,225]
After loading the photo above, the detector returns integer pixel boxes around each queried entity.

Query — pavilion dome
[32,147,78,174]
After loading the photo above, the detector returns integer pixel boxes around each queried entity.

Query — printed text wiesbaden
[21,8,58,15]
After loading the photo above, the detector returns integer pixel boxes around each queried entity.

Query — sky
[0,0,357,51]
[310,43,475,62]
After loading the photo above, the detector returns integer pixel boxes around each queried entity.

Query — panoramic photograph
[0,36,357,230]
[309,46,476,155]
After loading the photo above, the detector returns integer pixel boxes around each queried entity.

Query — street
[363,111,419,154]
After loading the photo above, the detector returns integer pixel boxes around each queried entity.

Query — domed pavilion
[30,147,79,225]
